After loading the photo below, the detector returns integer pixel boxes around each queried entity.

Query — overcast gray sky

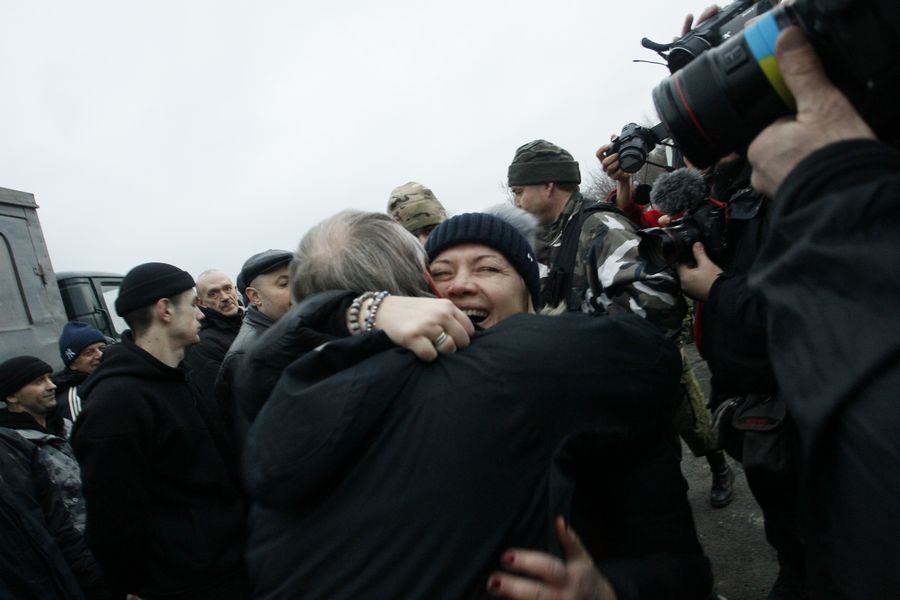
[2,0,695,280]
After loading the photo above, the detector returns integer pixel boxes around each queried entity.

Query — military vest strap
[540,201,626,311]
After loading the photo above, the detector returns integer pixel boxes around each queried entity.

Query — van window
[101,282,127,337]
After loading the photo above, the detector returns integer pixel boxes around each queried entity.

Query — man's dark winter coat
[231,291,349,431]
[184,306,244,476]
[0,428,108,600]
[215,305,275,448]
[750,139,900,600]
[71,332,246,600]
[244,311,711,600]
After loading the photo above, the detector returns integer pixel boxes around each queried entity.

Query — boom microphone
[649,168,708,215]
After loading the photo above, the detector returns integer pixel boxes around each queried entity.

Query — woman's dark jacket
[243,310,712,600]
[70,332,246,599]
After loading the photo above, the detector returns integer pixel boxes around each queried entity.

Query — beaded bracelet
[348,292,376,335]
[363,291,391,332]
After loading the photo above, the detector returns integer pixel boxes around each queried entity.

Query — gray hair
[483,203,540,250]
[290,209,432,302]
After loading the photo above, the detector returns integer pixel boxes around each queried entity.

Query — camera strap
[541,200,624,311]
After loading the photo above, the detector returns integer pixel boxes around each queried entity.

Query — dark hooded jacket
[71,332,246,600]
[0,428,109,600]
[244,311,711,600]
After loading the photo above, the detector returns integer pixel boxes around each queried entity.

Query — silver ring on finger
[432,331,449,348]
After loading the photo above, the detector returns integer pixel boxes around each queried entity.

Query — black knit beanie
[0,356,53,401]
[58,321,107,366]
[507,139,581,186]
[115,262,195,316]
[425,212,540,308]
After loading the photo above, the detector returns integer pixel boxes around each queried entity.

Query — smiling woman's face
[429,243,530,329]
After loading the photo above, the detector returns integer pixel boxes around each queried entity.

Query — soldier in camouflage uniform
[508,139,685,338]
[387,181,448,245]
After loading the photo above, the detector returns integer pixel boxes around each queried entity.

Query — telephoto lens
[652,0,900,168]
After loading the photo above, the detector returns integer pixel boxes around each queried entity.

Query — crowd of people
[1,9,898,600]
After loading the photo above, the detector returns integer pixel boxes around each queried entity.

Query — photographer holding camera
[745,26,900,600]
[489,2,900,598]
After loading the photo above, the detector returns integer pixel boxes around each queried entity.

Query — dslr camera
[637,201,727,270]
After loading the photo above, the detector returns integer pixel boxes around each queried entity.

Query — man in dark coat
[216,249,292,448]
[0,427,109,599]
[71,262,246,600]
[183,269,244,459]
[746,26,900,600]
[242,210,711,600]
[245,311,710,600]
[51,321,107,433]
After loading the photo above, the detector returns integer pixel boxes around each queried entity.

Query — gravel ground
[681,343,778,600]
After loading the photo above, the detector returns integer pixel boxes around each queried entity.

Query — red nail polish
[502,551,515,565]
[488,577,501,590]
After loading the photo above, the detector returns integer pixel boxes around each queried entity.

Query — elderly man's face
[429,243,530,329]
[197,271,240,317]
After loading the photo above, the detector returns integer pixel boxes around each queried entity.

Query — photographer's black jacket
[697,166,776,399]
[749,139,900,600]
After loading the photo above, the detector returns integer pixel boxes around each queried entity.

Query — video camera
[642,0,772,74]
[651,0,900,169]
[609,0,900,173]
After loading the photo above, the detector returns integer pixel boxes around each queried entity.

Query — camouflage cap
[507,139,581,186]
[387,182,448,234]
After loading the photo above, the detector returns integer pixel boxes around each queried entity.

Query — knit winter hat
[240,249,293,293]
[387,182,448,234]
[115,262,195,316]
[58,321,106,366]
[425,212,540,308]
[0,356,53,401]
[507,139,581,186]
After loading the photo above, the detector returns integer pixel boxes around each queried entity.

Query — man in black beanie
[70,262,247,600]
[508,139,684,337]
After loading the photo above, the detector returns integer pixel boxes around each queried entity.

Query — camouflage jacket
[536,191,685,338]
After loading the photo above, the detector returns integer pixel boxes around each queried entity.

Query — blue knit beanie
[424,212,540,308]
[58,321,106,366]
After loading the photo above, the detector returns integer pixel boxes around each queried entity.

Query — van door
[0,188,68,366]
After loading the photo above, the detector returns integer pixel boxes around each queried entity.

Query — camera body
[638,201,727,270]
[607,122,669,174]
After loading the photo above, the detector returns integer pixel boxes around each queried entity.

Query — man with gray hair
[387,181,448,244]
[234,210,448,429]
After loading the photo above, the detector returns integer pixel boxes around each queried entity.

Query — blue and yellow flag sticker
[745,12,796,110]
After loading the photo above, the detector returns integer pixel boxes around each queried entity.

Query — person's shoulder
[579,205,636,240]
